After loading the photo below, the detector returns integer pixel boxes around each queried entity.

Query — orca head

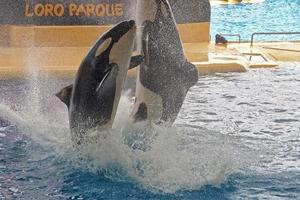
[80,20,137,95]
[157,0,173,19]
[85,20,137,125]
[137,0,157,23]
[88,20,137,74]
[56,20,137,109]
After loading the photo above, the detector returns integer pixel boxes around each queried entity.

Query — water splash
[0,84,257,193]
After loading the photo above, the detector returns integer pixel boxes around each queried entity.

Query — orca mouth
[108,20,136,41]
[128,20,136,29]
[127,20,137,32]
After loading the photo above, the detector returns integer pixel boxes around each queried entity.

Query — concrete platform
[0,41,299,79]
[194,60,248,75]
[0,46,205,79]
[0,43,233,79]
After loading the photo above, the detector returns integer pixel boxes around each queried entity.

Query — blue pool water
[211,0,300,41]
[1,1,300,199]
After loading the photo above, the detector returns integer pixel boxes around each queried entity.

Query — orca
[56,20,143,145]
[131,0,199,125]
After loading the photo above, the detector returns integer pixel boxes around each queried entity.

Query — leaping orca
[56,20,143,145]
[131,0,199,125]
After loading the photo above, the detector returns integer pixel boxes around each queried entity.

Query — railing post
[251,33,256,47]
[250,32,300,47]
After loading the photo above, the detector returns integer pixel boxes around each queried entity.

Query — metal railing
[250,32,300,47]
[243,53,268,62]
[219,34,241,43]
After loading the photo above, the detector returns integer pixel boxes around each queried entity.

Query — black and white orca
[131,0,199,125]
[56,20,143,145]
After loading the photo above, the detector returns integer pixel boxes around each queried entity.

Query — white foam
[0,85,257,194]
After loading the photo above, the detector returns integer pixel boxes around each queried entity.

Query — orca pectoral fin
[56,84,73,108]
[96,64,118,99]
[183,61,199,88]
[129,55,144,69]
[142,21,151,65]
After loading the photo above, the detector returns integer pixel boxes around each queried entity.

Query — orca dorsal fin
[129,55,144,69]
[56,84,73,108]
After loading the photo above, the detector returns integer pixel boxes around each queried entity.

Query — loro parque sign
[0,0,210,25]
[24,2,124,17]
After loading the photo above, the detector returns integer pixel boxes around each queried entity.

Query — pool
[211,0,300,41]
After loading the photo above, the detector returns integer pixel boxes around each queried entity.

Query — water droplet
[9,187,19,193]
